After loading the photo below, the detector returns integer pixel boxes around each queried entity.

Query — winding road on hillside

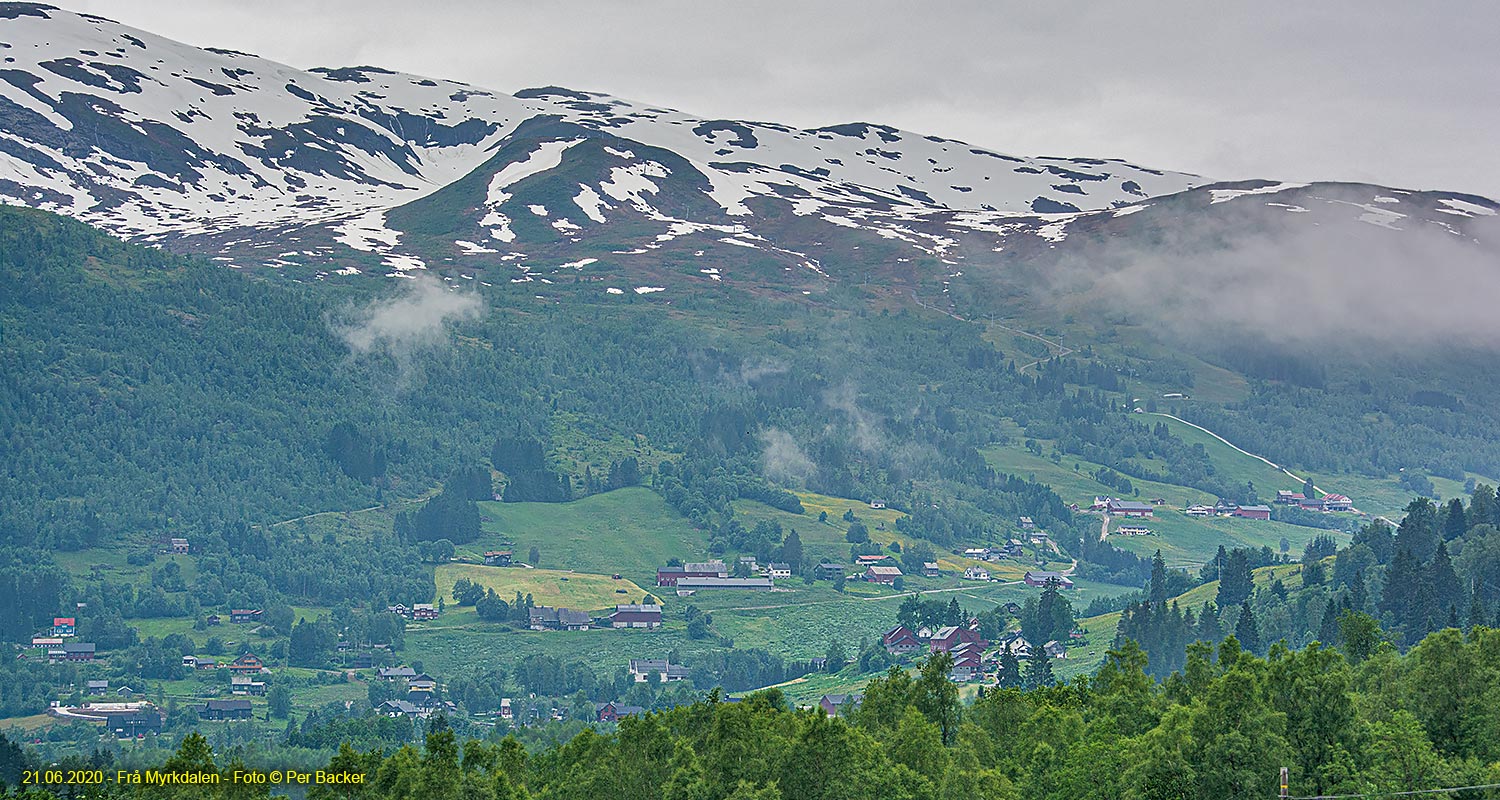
[1144,411,1324,496]
[908,292,1074,373]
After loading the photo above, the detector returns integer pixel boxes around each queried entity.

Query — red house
[595,701,644,722]
[882,625,921,655]
[1233,505,1272,521]
[929,626,987,653]
[655,560,727,587]
[864,566,902,584]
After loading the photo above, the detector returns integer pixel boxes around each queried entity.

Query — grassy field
[1104,509,1346,568]
[472,487,708,583]
[433,564,649,612]
[1146,414,1304,497]
[732,490,1041,578]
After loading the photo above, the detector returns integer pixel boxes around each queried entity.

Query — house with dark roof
[529,606,592,631]
[378,666,417,680]
[105,710,163,738]
[1023,571,1074,589]
[229,653,266,673]
[922,562,941,578]
[231,675,266,695]
[378,699,428,719]
[595,701,644,722]
[198,699,253,721]
[63,642,95,662]
[628,658,691,683]
[818,693,863,717]
[814,563,846,580]
[1233,505,1272,521]
[483,550,513,566]
[609,604,663,629]
[656,560,728,586]
[409,673,437,691]
[86,680,109,695]
[673,577,772,593]
[1275,491,1305,505]
[1106,499,1154,517]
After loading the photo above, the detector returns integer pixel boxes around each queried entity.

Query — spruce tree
[1380,549,1421,629]
[1349,570,1369,613]
[1217,549,1254,608]
[1442,498,1467,541]
[1318,601,1340,646]
[1025,646,1055,690]
[1150,550,1168,606]
[1234,603,1261,655]
[1394,498,1439,562]
[999,649,1021,689]
[1419,541,1461,634]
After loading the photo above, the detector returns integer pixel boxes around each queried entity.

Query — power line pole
[1279,767,1289,799]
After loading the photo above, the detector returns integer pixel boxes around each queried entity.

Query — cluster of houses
[1274,491,1354,512]
[1183,500,1273,520]
[878,619,1073,685]
[29,616,102,664]
[656,560,775,593]
[961,541,1028,563]
[376,666,456,719]
[527,603,666,632]
[628,658,692,683]
[1099,498,1157,517]
[385,603,440,621]
[181,653,269,675]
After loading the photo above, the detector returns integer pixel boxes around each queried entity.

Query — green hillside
[472,487,709,582]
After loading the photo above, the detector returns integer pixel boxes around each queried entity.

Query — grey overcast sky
[67,0,1500,199]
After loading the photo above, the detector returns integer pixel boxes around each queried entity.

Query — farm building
[864,565,902,584]
[674,577,772,593]
[656,560,728,587]
[198,699,252,721]
[1233,505,1272,521]
[529,607,592,631]
[882,625,922,655]
[929,626,987,653]
[609,604,663,629]
[1106,499,1155,517]
[1322,494,1353,512]
[814,563,846,580]
[1023,571,1074,589]
[819,693,863,717]
[628,659,692,682]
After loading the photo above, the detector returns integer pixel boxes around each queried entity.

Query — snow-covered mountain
[0,2,1495,295]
